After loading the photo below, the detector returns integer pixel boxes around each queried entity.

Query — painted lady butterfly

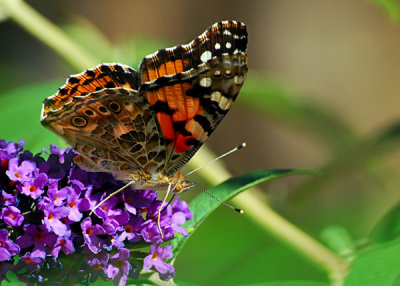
[41,20,248,194]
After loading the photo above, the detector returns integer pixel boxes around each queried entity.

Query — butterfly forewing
[138,20,248,175]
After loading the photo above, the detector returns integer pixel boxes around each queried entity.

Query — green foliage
[343,237,400,286]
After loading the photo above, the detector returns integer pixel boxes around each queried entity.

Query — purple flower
[143,244,175,280]
[81,217,106,254]
[42,204,69,236]
[14,252,43,272]
[0,139,24,160]
[92,195,120,219]
[171,212,189,236]
[102,211,129,236]
[141,220,174,243]
[20,173,47,199]
[16,225,57,259]
[119,214,143,243]
[1,206,24,227]
[85,251,109,281]
[123,190,157,214]
[66,186,90,222]
[173,197,193,220]
[0,139,193,284]
[0,190,16,206]
[105,248,131,286]
[6,157,36,182]
[46,185,69,206]
[0,229,20,261]
[50,231,75,258]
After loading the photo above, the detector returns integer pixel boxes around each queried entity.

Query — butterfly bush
[0,139,192,285]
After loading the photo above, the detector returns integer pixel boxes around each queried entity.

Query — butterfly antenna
[157,183,172,239]
[191,182,244,214]
[89,181,135,216]
[185,142,246,177]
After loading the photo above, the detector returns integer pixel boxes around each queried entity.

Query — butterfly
[41,20,248,195]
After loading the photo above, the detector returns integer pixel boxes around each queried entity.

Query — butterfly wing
[41,20,248,183]
[138,20,248,176]
[41,64,166,180]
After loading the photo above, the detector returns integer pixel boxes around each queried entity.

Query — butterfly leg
[89,181,135,216]
[158,183,172,239]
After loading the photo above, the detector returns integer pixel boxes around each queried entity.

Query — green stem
[188,146,349,284]
[0,0,98,70]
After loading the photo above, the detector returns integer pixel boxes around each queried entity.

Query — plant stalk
[1,0,98,70]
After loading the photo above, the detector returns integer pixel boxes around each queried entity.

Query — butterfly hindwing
[41,73,166,180]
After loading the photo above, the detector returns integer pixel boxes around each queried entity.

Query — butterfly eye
[71,116,87,127]
[108,102,121,113]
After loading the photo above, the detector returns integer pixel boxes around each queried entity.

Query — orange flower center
[35,233,44,242]
[24,258,34,264]
[14,172,21,178]
[152,251,158,261]
[124,225,133,233]
[48,213,54,221]
[86,228,93,236]
[29,185,37,192]
[7,213,15,219]
[69,201,75,208]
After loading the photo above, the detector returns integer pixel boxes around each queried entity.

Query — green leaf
[0,81,65,153]
[344,237,400,286]
[169,169,314,261]
[370,201,400,243]
[320,225,356,259]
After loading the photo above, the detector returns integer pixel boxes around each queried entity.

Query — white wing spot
[223,30,232,36]
[200,51,212,63]
[225,42,232,49]
[225,69,232,76]
[234,75,244,85]
[211,91,222,102]
[200,77,212,87]
[214,70,221,77]
[215,43,221,50]
[219,96,233,110]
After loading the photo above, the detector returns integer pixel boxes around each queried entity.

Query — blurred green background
[2,0,400,285]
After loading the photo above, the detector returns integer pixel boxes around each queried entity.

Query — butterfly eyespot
[71,116,87,127]
[108,102,121,113]
[85,110,94,116]
[98,106,107,113]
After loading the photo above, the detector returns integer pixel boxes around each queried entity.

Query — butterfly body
[41,20,248,193]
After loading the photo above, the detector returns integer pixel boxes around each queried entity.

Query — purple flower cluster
[0,139,192,285]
